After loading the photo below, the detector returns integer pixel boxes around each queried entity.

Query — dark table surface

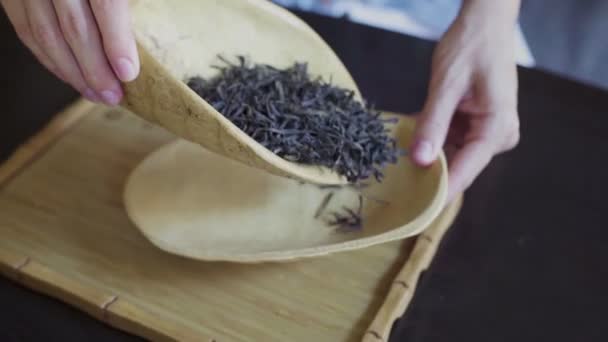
[2,8,608,342]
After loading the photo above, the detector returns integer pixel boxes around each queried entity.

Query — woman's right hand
[1,0,140,105]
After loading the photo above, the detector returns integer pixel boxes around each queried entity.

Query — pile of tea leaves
[186,56,401,183]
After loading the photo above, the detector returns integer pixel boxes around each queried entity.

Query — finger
[445,112,470,146]
[23,0,100,102]
[443,143,459,165]
[90,0,139,82]
[457,96,480,114]
[52,0,123,105]
[411,64,470,167]
[446,139,493,203]
[501,119,520,152]
[2,0,61,80]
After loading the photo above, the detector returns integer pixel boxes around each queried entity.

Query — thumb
[411,76,467,166]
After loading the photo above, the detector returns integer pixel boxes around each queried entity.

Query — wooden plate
[124,114,447,262]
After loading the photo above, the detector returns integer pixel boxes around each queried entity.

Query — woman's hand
[410,0,521,202]
[1,0,139,105]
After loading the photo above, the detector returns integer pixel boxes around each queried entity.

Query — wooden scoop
[121,0,365,185]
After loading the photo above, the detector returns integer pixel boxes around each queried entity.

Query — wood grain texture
[18,260,116,322]
[105,300,210,341]
[0,100,461,341]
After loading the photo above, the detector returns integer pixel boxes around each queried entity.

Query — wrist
[459,0,521,29]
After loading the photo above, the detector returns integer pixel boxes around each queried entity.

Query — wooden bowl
[123,114,448,262]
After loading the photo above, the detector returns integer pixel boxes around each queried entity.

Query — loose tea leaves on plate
[328,195,364,232]
[186,56,402,183]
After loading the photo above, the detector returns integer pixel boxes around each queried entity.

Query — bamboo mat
[0,100,462,341]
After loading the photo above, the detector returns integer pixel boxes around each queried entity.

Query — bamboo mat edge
[0,99,462,342]
[0,247,206,342]
[0,99,94,186]
[0,99,208,341]
[363,195,462,341]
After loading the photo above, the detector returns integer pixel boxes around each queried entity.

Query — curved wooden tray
[0,100,462,341]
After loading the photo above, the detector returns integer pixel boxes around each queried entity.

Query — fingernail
[100,89,123,106]
[414,140,434,165]
[115,57,138,82]
[83,88,100,103]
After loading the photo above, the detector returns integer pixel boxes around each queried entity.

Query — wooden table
[2,9,608,342]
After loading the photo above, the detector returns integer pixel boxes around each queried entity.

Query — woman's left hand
[410,0,522,202]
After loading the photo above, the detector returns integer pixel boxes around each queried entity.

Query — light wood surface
[122,0,447,188]
[0,100,462,341]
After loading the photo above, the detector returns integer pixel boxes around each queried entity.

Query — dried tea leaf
[187,56,401,183]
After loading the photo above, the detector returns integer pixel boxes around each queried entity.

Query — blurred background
[272,0,608,90]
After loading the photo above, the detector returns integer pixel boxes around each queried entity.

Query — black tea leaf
[186,56,401,183]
